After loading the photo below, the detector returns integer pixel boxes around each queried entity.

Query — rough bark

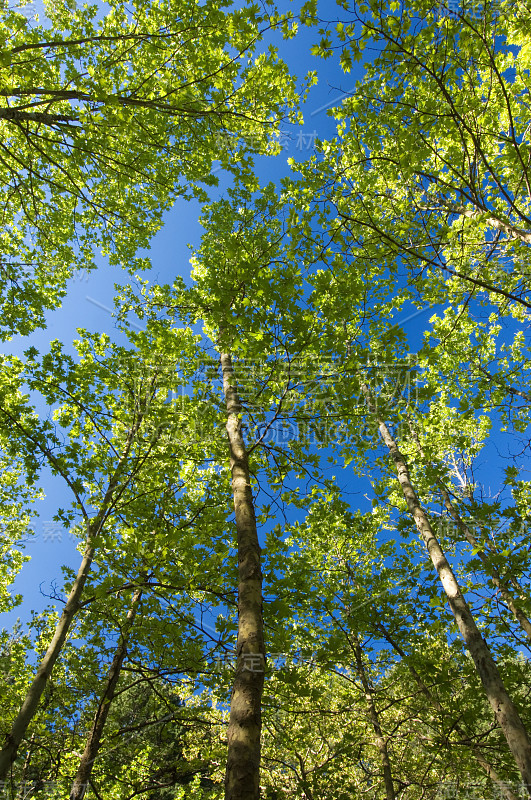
[373,412,531,794]
[352,637,396,800]
[220,351,265,800]
[69,586,143,800]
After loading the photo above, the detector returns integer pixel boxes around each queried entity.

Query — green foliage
[0,0,300,337]
[4,1,531,798]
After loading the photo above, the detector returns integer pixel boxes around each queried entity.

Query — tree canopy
[1,1,531,800]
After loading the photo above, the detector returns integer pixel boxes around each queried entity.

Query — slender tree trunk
[295,753,314,800]
[220,351,265,800]
[373,618,520,800]
[407,418,531,642]
[0,425,140,779]
[15,733,35,800]
[70,586,143,800]
[0,536,96,779]
[372,409,531,794]
[438,484,531,641]
[351,637,396,800]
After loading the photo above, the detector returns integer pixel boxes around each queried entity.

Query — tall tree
[0,0,301,336]
[119,177,331,798]
[0,320,204,777]
[372,405,531,791]
[69,584,143,800]
[220,350,265,800]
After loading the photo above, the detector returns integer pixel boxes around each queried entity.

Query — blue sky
[3,3,376,630]
[3,2,455,638]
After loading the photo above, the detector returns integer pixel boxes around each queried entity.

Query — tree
[69,584,143,800]
[0,319,207,777]
[0,0,301,337]
[218,351,265,800]
[270,1,531,789]
[301,0,530,313]
[5,1,531,796]
[115,173,346,798]
[372,405,531,791]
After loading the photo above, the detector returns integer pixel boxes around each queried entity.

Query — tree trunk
[373,411,531,794]
[438,484,531,641]
[69,586,143,800]
[351,637,396,800]
[220,351,265,800]
[407,418,531,642]
[373,618,521,800]
[0,423,140,779]
[0,536,96,779]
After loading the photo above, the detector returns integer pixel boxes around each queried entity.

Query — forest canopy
[1,0,531,799]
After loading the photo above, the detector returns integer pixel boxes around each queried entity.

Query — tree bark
[220,351,265,800]
[351,637,396,800]
[370,404,531,794]
[69,586,143,800]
